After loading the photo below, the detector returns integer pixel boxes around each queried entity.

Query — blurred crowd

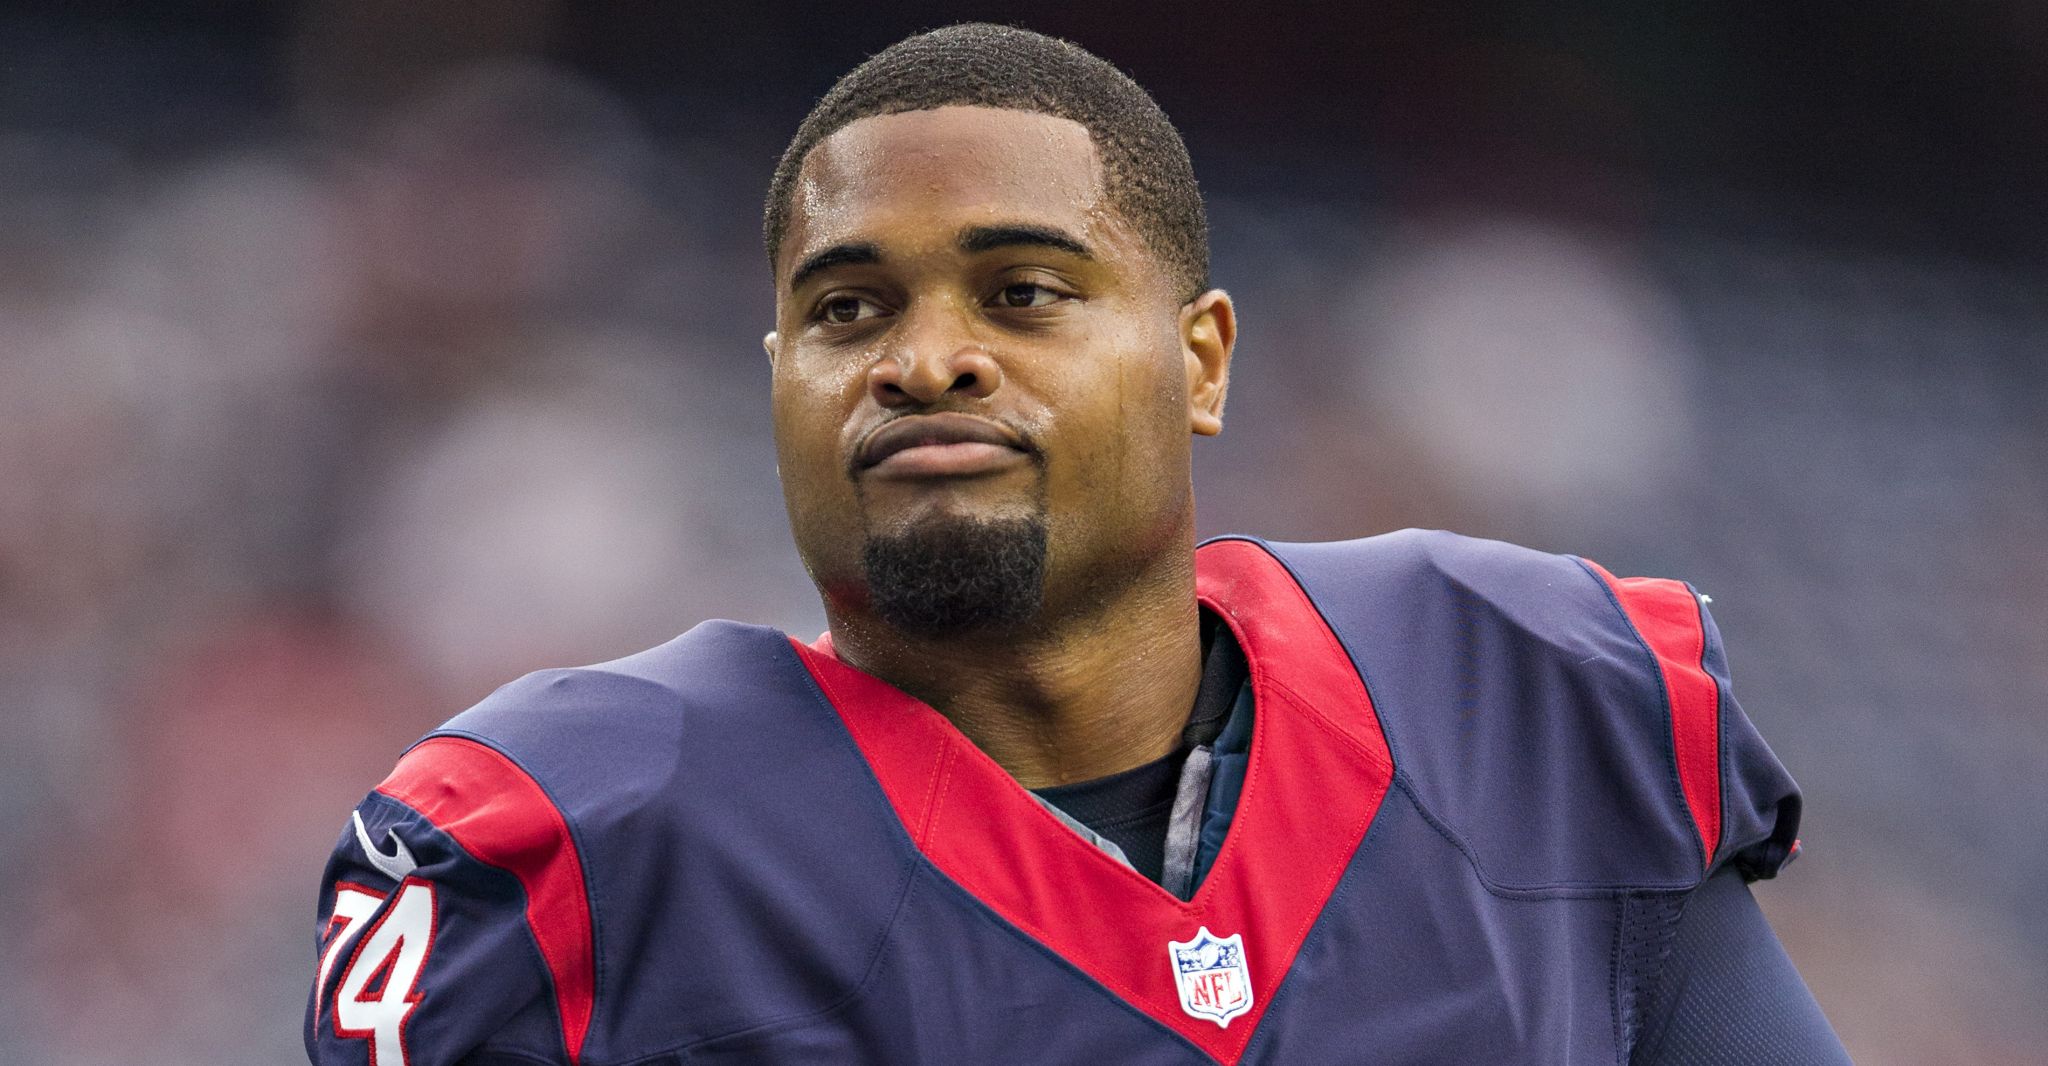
[3,10,2044,1065]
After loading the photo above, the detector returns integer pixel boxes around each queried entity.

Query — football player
[309,23,1849,1065]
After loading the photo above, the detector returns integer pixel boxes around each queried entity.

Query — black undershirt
[1029,750,1184,883]
[1029,615,1244,884]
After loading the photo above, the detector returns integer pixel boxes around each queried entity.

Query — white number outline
[316,882,388,1017]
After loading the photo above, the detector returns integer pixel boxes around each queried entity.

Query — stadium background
[2,2,2042,1062]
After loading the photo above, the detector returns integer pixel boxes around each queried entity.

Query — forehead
[785,106,1109,266]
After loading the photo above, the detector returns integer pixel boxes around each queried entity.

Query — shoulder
[1234,529,1639,697]
[1237,530,1799,890]
[380,619,814,830]
[314,619,919,1064]
[1247,528,1620,638]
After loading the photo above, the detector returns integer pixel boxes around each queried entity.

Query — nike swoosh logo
[352,808,419,881]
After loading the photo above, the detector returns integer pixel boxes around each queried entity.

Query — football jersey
[306,531,1801,1065]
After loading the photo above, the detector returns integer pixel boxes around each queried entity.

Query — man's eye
[993,283,1061,309]
[820,296,883,324]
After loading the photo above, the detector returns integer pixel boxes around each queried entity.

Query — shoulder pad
[1254,530,1798,890]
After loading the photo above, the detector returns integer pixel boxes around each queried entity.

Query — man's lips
[855,413,1033,478]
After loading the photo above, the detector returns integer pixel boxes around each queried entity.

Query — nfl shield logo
[1167,927,1253,1027]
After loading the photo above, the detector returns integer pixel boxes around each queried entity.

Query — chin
[860,509,1050,637]
[864,490,1040,539]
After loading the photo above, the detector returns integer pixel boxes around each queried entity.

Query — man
[308,24,1849,1065]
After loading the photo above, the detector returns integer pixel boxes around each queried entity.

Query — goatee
[861,514,1048,636]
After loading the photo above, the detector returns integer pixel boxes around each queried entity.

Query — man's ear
[763,331,780,364]
[1181,290,1235,436]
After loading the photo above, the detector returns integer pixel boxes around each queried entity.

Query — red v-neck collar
[790,538,1393,1063]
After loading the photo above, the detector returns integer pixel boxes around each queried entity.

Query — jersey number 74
[318,879,439,1066]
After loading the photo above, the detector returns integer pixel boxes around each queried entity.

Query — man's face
[768,105,1226,633]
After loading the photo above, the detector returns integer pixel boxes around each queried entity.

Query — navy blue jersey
[307,531,1803,1065]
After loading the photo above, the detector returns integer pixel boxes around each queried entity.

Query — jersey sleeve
[1581,561,1802,882]
[1581,562,1845,1061]
[306,736,597,1066]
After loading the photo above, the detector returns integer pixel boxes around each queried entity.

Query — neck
[824,541,1203,790]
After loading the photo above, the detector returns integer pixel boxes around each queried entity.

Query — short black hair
[764,23,1209,300]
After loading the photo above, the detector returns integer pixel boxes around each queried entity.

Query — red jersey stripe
[377,736,597,1064]
[1585,562,1723,870]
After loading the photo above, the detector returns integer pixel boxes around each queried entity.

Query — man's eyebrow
[789,242,880,291]
[959,224,1094,259]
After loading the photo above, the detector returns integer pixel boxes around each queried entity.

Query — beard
[860,511,1049,637]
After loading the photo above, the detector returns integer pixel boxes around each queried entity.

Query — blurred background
[2,1,2042,1062]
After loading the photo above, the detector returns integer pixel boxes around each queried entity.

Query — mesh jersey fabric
[1030,751,1184,882]
[1631,867,1851,1064]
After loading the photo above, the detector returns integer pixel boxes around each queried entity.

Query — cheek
[1043,330,1190,495]
[770,372,855,525]
[1111,323,1195,453]
[792,341,877,402]
[772,349,869,462]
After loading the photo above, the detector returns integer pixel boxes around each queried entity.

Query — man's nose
[867,311,1003,406]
